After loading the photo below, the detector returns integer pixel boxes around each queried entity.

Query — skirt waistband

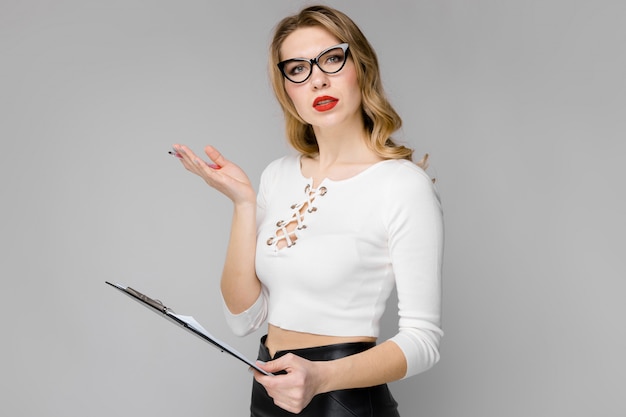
[258,334,376,362]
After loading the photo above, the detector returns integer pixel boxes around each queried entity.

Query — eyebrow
[281,43,341,61]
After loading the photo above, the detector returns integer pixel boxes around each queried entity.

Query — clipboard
[105,281,272,376]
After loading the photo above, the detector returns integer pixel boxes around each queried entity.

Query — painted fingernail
[208,164,221,169]
[168,150,182,159]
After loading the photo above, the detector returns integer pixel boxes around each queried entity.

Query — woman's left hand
[253,354,326,414]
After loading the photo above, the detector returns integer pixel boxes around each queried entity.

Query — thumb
[256,357,288,374]
[204,145,228,168]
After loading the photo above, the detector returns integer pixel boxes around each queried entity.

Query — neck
[311,119,375,168]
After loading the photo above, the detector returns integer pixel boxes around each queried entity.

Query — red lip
[313,95,339,112]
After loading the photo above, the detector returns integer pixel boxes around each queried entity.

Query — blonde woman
[173,5,443,416]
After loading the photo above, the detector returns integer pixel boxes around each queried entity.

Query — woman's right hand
[172,144,256,205]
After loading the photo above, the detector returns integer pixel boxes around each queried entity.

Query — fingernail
[208,164,221,169]
[256,360,266,365]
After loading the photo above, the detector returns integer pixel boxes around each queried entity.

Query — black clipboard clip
[124,286,172,313]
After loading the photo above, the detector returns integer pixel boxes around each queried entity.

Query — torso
[266,324,377,357]
[257,154,425,356]
[264,154,381,356]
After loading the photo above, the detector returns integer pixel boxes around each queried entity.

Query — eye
[283,61,308,76]
[289,64,306,75]
[324,53,344,64]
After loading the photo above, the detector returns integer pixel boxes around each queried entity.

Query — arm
[173,144,262,314]
[220,200,261,313]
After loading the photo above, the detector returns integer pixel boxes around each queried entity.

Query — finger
[257,359,278,372]
[173,144,196,166]
[255,360,272,372]
[204,145,228,169]
[175,145,212,174]
[193,156,222,180]
[258,355,296,375]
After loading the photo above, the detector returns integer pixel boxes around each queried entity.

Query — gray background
[1,0,624,416]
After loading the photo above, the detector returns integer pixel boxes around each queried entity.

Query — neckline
[295,154,397,188]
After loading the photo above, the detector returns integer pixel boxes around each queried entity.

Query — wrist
[233,199,256,213]
[316,357,349,394]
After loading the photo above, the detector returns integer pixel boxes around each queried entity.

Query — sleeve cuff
[389,327,443,379]
[221,288,268,336]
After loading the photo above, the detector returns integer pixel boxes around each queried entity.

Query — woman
[172,5,443,416]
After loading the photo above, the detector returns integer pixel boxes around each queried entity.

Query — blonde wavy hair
[269,5,414,161]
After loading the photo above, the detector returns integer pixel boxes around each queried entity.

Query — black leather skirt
[250,335,400,417]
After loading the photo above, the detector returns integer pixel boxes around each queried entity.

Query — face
[279,26,363,132]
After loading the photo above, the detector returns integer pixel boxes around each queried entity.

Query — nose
[309,64,329,90]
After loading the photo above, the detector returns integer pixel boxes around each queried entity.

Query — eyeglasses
[278,43,350,84]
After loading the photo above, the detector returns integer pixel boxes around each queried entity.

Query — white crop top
[222,154,444,378]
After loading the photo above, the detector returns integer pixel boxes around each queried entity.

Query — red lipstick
[313,95,338,112]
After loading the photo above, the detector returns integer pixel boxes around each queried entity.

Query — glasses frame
[277,43,350,84]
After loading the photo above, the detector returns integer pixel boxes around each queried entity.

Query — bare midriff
[266,324,377,357]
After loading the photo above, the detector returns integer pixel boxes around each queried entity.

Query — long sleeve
[384,163,444,378]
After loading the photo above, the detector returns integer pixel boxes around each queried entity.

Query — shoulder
[261,154,299,178]
[258,154,301,195]
[376,160,443,231]
[371,159,442,214]
[376,159,436,192]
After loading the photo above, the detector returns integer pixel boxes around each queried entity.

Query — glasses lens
[282,60,311,83]
[318,46,347,74]
[279,45,348,83]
